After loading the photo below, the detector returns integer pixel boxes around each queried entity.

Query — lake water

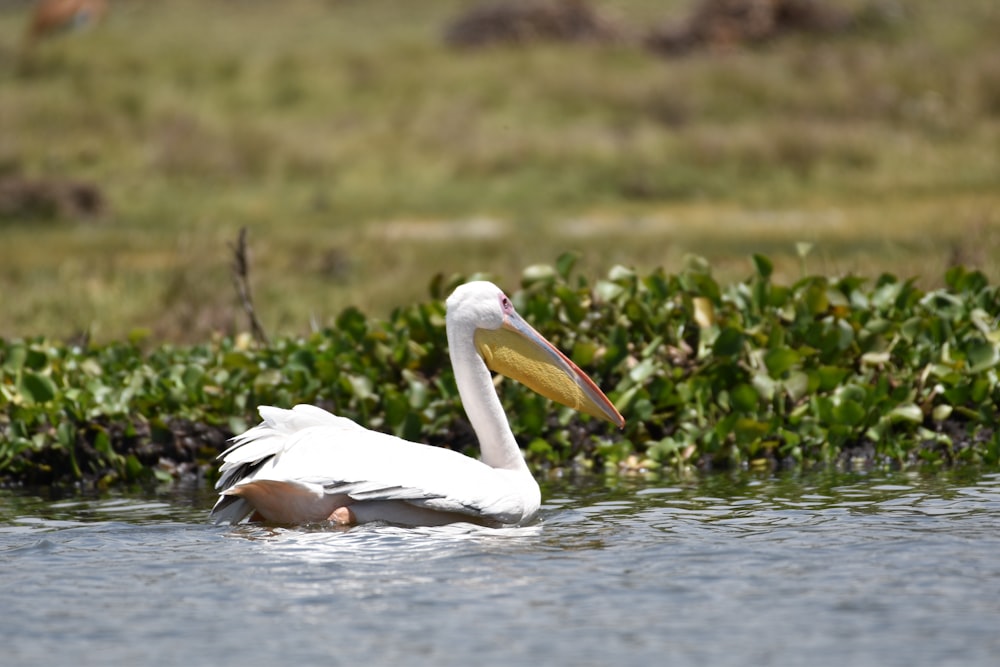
[2,469,999,667]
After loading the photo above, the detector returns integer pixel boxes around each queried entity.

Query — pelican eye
[499,294,514,313]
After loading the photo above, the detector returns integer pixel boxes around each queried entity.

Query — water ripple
[2,470,1000,667]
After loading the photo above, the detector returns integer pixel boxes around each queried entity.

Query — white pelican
[210,280,624,527]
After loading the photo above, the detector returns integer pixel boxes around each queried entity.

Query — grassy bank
[0,0,998,341]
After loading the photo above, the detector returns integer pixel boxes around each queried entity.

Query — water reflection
[227,520,546,564]
[0,483,215,531]
[2,468,998,538]
[2,468,998,537]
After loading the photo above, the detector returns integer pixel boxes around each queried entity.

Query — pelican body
[211,281,624,527]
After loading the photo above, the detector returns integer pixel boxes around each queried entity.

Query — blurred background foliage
[0,0,997,342]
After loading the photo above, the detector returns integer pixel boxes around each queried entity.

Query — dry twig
[229,227,270,346]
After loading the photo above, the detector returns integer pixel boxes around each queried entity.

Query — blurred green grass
[0,0,998,342]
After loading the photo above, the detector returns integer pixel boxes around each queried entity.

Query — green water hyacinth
[1,255,998,486]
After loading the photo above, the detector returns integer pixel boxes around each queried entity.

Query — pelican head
[446,281,624,428]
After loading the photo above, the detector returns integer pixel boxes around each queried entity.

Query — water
[2,469,1000,667]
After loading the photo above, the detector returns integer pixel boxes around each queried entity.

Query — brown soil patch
[0,177,108,223]
[444,0,623,49]
[646,0,854,56]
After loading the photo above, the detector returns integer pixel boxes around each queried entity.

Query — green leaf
[712,327,744,357]
[608,265,637,284]
[182,365,204,390]
[24,348,49,371]
[731,383,759,412]
[815,365,849,391]
[336,307,368,342]
[346,374,374,401]
[764,347,800,378]
[19,371,57,404]
[784,371,811,402]
[571,340,597,367]
[888,404,923,423]
[555,286,586,324]
[522,263,556,286]
[125,455,145,480]
[253,369,283,389]
[861,351,891,366]
[629,358,657,384]
[383,388,409,428]
[528,438,555,462]
[56,422,76,448]
[594,279,624,302]
[832,399,866,426]
[555,252,578,280]
[2,343,27,372]
[802,282,829,315]
[752,254,773,279]
[94,429,113,456]
[752,373,777,401]
[966,340,999,373]
[223,350,257,371]
[932,404,953,422]
[733,418,771,444]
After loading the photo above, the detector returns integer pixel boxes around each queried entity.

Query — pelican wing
[211,405,530,525]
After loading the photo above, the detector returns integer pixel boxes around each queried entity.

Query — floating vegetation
[1,255,998,487]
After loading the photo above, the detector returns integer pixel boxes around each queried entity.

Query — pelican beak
[474,311,625,428]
